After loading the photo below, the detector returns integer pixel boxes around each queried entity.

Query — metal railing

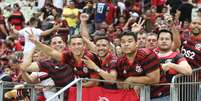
[1,67,201,101]
[0,81,37,101]
[46,78,150,101]
[0,81,63,101]
[170,67,201,101]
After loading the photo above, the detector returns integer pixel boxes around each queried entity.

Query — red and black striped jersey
[38,59,74,87]
[99,52,118,89]
[151,52,187,98]
[61,50,101,79]
[116,48,161,81]
[181,36,201,69]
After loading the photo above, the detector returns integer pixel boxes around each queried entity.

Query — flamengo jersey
[38,59,74,87]
[117,48,161,81]
[99,52,118,89]
[62,50,101,79]
[181,36,201,69]
[151,52,186,98]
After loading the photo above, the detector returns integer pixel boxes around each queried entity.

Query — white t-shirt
[18,27,43,54]
[37,0,46,9]
[117,2,126,15]
[53,0,63,9]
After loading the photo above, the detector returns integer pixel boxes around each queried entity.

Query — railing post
[170,83,178,101]
[197,84,201,101]
[30,86,36,101]
[140,85,150,101]
[60,92,64,101]
[76,79,82,101]
[0,82,3,101]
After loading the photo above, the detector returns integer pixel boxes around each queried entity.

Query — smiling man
[179,17,201,69]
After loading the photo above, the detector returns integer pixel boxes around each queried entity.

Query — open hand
[131,17,145,33]
[26,29,38,44]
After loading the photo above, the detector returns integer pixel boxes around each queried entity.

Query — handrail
[81,78,145,86]
[171,67,201,83]
[46,78,81,101]
[0,81,62,89]
[46,78,150,101]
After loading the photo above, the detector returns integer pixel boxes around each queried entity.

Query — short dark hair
[157,29,173,41]
[94,35,109,43]
[69,34,83,43]
[147,33,157,37]
[29,17,39,25]
[51,34,65,43]
[13,3,20,9]
[119,30,137,42]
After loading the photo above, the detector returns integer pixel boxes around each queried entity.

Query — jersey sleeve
[140,49,161,74]
[175,53,187,64]
[37,60,52,73]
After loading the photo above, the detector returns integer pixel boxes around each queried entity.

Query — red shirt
[151,52,186,98]
[106,3,116,25]
[61,50,101,79]
[99,52,118,89]
[151,0,166,7]
[117,48,161,81]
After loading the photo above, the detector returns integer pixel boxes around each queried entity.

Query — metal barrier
[170,67,201,101]
[0,81,63,101]
[0,81,37,101]
[46,78,150,101]
[2,67,201,101]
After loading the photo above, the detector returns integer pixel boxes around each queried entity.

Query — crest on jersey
[74,67,78,71]
[123,70,127,74]
[165,59,172,63]
[135,64,143,73]
[54,66,60,69]
[183,41,187,44]
[195,43,201,50]
[83,67,89,73]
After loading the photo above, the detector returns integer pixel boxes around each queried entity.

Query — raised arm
[131,17,145,33]
[80,13,91,39]
[40,23,61,36]
[171,22,181,51]
[28,31,62,61]
[82,35,97,53]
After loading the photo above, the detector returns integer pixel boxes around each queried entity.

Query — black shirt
[177,3,193,22]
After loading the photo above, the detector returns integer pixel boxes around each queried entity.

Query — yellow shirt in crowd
[63,7,79,28]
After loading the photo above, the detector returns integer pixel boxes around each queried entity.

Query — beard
[192,27,201,36]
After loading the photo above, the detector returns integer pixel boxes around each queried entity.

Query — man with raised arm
[27,15,101,87]
[79,13,118,89]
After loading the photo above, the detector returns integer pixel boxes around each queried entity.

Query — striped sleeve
[141,50,161,74]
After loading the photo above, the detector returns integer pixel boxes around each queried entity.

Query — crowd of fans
[0,0,201,101]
